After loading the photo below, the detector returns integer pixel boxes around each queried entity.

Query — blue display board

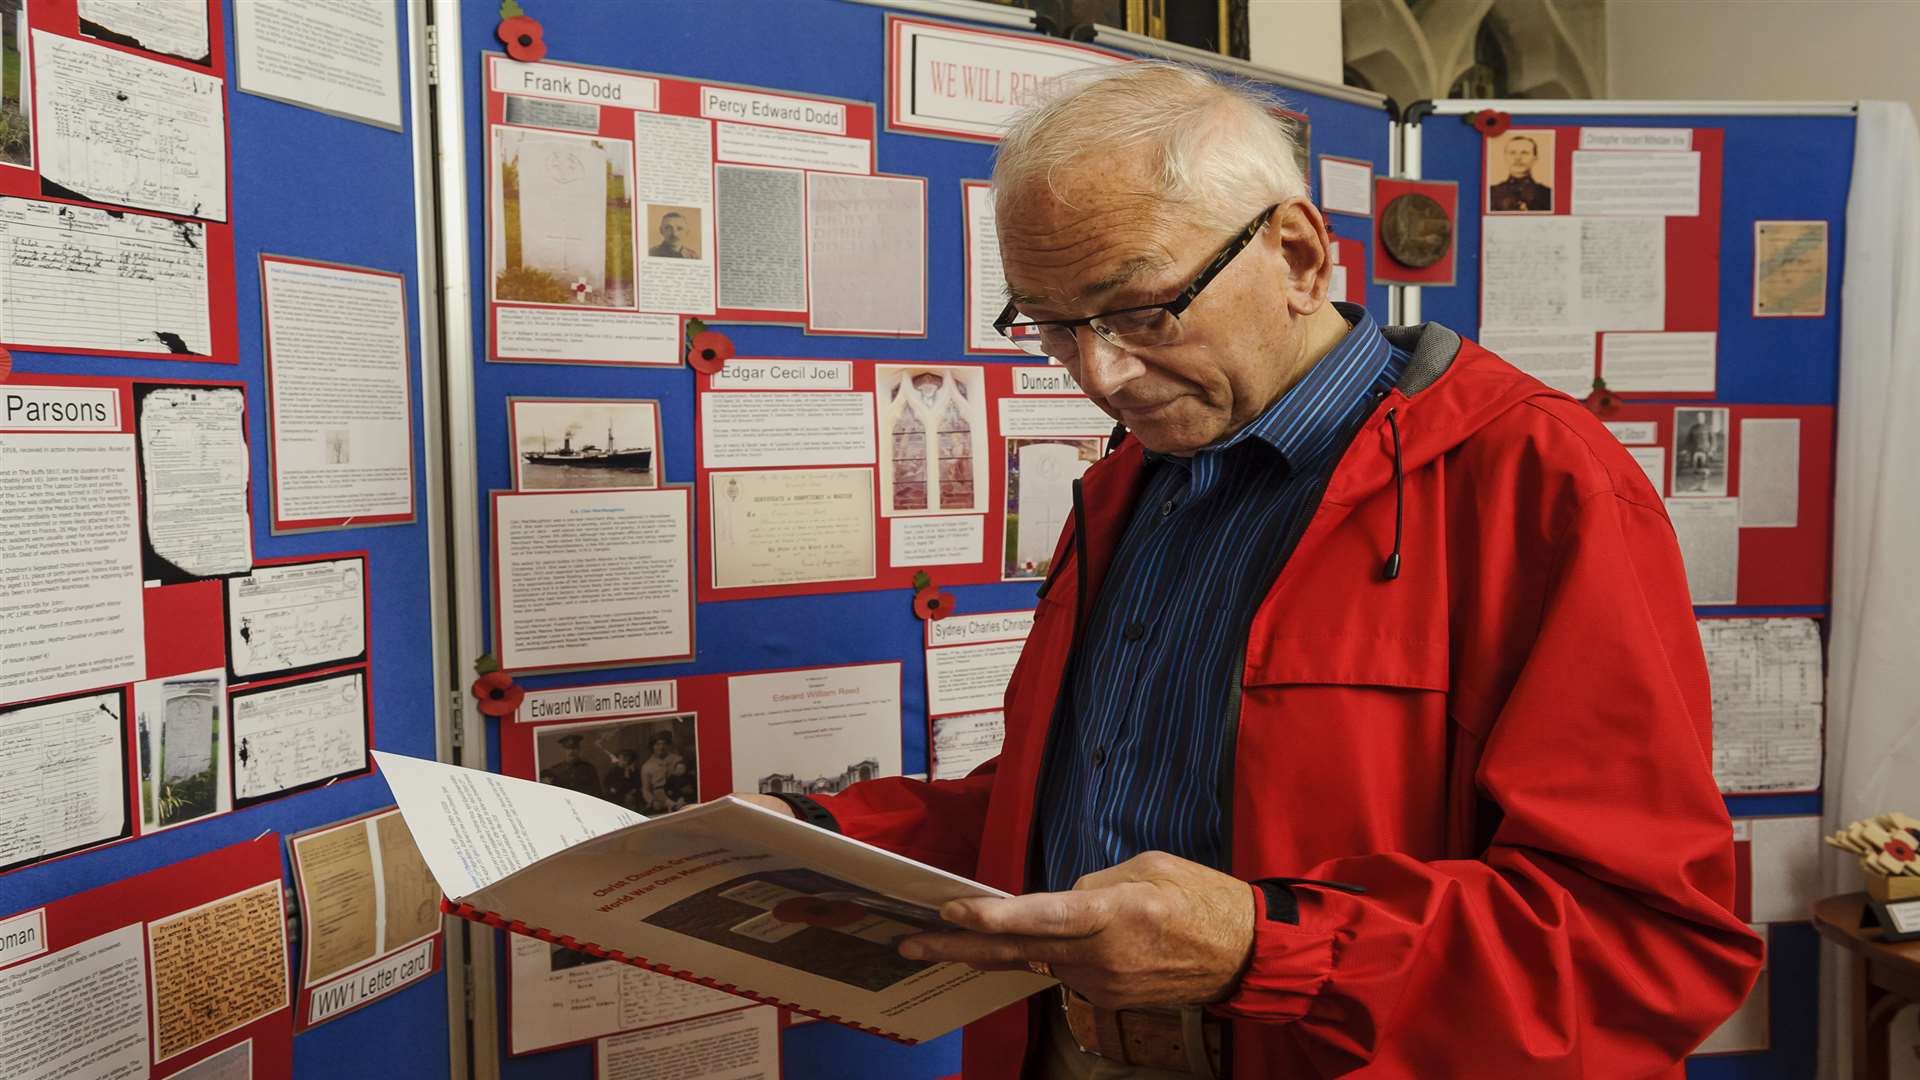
[1414,103,1856,1079]
[456,1,1392,1075]
[0,1,446,1076]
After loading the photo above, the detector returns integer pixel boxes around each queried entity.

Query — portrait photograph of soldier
[533,712,698,813]
[1485,129,1556,214]
[645,204,701,259]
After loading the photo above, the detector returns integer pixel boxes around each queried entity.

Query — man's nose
[1069,326,1141,400]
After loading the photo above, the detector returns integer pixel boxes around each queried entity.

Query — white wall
[1610,1,1920,116]
[1248,0,1343,85]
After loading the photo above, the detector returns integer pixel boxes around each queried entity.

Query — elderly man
[742,62,1759,1078]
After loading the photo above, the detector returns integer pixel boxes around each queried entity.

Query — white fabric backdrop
[1819,99,1920,1080]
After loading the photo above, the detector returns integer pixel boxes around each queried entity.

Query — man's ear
[1271,197,1333,316]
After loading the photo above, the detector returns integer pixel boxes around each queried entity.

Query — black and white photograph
[509,397,661,491]
[534,712,698,815]
[1673,406,1730,497]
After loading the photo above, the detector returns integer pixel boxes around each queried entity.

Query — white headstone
[1017,443,1091,571]
[160,680,218,783]
[517,136,608,291]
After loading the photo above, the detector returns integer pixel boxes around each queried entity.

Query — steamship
[522,424,652,471]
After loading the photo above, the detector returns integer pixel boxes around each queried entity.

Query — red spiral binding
[438,897,915,1043]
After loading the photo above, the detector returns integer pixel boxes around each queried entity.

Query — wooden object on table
[1812,892,1920,1079]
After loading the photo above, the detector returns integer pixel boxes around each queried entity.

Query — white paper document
[262,257,414,527]
[1570,151,1701,217]
[1666,497,1739,605]
[508,931,744,1055]
[997,396,1115,437]
[807,173,925,335]
[598,1006,778,1080]
[699,391,875,469]
[889,515,983,567]
[226,557,367,679]
[0,433,145,707]
[1604,421,1658,445]
[233,0,403,130]
[1481,216,1663,333]
[632,112,716,317]
[709,468,875,590]
[729,663,902,796]
[33,30,227,220]
[1600,332,1717,394]
[80,0,212,64]
[0,923,148,1080]
[0,691,128,872]
[1474,328,1593,396]
[1737,418,1800,527]
[232,670,368,801]
[0,198,212,356]
[1701,617,1823,793]
[1627,446,1666,496]
[1318,157,1372,216]
[377,751,1051,1043]
[931,712,1004,782]
[495,308,680,366]
[496,488,694,671]
[1746,816,1821,923]
[138,385,252,580]
[715,164,806,313]
[964,183,1012,353]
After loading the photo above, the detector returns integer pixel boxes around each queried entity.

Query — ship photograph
[510,398,661,491]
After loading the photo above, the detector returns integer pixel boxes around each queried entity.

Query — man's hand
[721,794,794,816]
[897,851,1255,1009]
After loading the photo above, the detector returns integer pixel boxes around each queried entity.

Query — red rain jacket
[813,326,1764,1077]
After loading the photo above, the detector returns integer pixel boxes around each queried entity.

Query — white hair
[990,60,1308,234]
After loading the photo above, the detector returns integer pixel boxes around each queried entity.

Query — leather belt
[1060,987,1226,1078]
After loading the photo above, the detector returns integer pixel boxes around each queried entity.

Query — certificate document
[708,468,875,589]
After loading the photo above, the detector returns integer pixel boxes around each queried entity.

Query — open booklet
[373,752,1053,1042]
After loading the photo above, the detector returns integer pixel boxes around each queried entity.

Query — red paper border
[693,360,1112,602]
[9,0,237,364]
[260,254,418,532]
[490,486,698,674]
[287,806,446,1029]
[1372,177,1458,286]
[0,836,293,1077]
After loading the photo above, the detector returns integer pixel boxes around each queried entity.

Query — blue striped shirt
[1038,304,1410,891]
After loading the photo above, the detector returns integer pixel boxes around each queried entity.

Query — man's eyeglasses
[993,204,1279,362]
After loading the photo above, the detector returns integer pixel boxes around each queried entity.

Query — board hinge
[424,24,441,87]
[447,689,466,758]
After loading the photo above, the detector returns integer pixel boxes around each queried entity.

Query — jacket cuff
[1207,882,1337,1024]
[770,793,841,833]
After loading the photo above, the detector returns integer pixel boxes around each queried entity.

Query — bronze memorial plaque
[1380,193,1452,269]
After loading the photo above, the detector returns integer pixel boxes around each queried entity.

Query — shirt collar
[1146,302,1393,471]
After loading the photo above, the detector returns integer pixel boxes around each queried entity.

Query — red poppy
[1470,110,1512,137]
[1887,836,1917,862]
[1583,377,1621,417]
[688,330,735,374]
[912,589,956,620]
[497,15,546,62]
[471,670,525,717]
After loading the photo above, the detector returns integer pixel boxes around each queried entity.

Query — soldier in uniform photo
[538,732,600,796]
[1488,133,1553,212]
[648,210,697,258]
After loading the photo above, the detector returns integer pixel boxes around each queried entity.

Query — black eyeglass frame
[992,203,1281,348]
